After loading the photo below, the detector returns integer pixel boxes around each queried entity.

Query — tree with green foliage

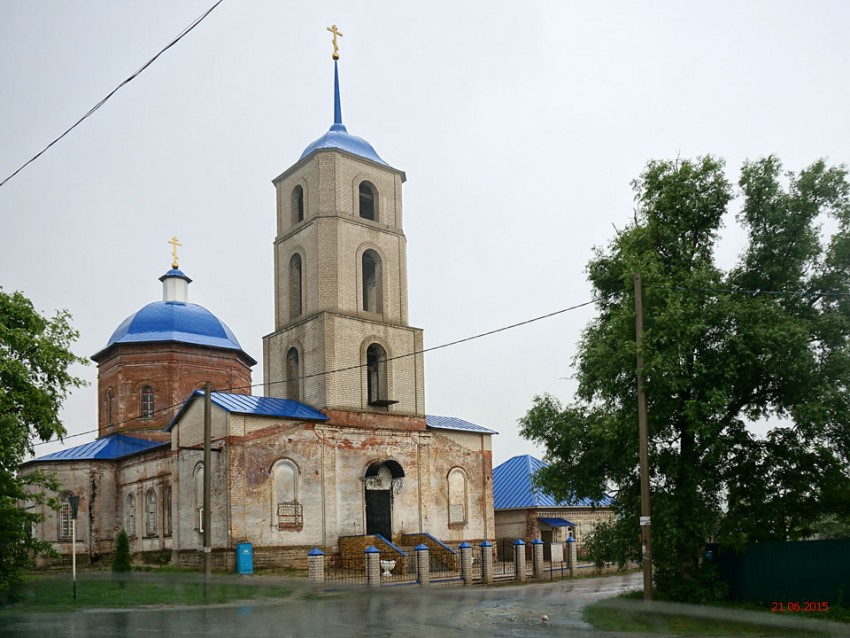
[520,156,850,602]
[112,529,131,574]
[0,289,87,596]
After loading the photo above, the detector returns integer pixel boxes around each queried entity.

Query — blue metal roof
[425,414,498,435]
[159,268,191,283]
[492,454,611,510]
[538,517,576,528]
[299,60,388,167]
[94,300,256,364]
[167,391,329,431]
[30,434,168,462]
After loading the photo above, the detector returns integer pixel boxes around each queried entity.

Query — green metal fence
[717,539,850,605]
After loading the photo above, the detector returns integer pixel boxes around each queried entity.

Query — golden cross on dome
[327,24,343,60]
[168,236,182,269]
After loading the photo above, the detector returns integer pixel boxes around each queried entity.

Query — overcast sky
[3,1,850,466]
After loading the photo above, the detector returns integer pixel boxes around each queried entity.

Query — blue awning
[538,517,576,528]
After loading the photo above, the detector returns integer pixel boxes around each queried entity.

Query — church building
[20,39,497,569]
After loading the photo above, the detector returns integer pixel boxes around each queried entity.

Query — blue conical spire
[331,60,346,132]
[297,57,389,166]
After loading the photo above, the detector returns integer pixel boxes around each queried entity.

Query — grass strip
[583,595,848,637]
[1,571,294,613]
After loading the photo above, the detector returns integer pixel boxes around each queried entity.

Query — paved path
[1,572,644,637]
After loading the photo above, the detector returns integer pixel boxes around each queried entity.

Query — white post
[72,518,77,600]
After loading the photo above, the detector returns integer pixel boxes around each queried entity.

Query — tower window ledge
[368,399,398,407]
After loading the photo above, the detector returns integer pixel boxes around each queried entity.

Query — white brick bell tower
[263,50,425,417]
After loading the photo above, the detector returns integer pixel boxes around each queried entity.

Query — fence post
[366,546,381,587]
[567,537,577,577]
[480,541,493,585]
[514,539,527,582]
[532,538,544,578]
[415,543,430,586]
[459,542,472,585]
[307,547,325,591]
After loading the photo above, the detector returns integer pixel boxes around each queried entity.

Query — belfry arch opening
[291,185,304,224]
[362,250,383,314]
[359,181,377,221]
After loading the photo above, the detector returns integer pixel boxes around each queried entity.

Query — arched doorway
[364,460,404,539]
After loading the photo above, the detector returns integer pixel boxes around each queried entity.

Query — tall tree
[520,156,850,601]
[0,289,86,596]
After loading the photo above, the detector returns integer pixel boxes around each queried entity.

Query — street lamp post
[68,495,80,600]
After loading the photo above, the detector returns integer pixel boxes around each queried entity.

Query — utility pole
[634,272,653,601]
[203,382,212,596]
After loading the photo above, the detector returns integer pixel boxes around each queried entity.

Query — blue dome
[300,122,387,166]
[97,301,251,359]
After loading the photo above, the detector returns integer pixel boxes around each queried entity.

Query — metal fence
[313,537,612,591]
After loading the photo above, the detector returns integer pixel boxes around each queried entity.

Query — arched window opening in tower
[366,343,396,407]
[359,181,376,221]
[289,253,303,319]
[292,185,304,224]
[140,386,155,420]
[286,347,300,402]
[362,250,383,314]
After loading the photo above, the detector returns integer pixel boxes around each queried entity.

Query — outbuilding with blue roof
[493,455,613,546]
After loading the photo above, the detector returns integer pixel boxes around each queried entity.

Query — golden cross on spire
[168,236,182,269]
[327,24,343,60]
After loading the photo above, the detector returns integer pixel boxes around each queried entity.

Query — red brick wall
[95,343,253,441]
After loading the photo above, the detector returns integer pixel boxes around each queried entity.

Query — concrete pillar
[415,543,430,586]
[532,538,544,578]
[307,548,325,590]
[480,541,493,585]
[567,537,577,577]
[459,542,473,585]
[514,539,527,582]
[366,546,381,587]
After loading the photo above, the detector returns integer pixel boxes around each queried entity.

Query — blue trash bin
[236,542,253,575]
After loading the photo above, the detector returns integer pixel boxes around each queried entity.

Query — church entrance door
[365,489,392,538]
[364,460,404,540]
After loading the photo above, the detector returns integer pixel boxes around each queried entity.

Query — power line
[0,1,224,190]
[32,298,598,448]
[33,281,850,449]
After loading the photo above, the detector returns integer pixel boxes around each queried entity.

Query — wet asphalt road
[1,572,643,638]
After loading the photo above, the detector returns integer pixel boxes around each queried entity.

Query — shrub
[112,530,131,573]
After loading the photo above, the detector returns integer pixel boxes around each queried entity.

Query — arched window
[140,386,155,419]
[362,250,383,314]
[58,491,73,541]
[105,388,114,426]
[144,488,157,537]
[359,181,377,221]
[272,459,302,530]
[448,468,468,525]
[126,492,136,538]
[289,253,302,319]
[292,185,304,224]
[286,347,300,402]
[194,463,204,534]
[164,485,173,537]
[366,343,389,406]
